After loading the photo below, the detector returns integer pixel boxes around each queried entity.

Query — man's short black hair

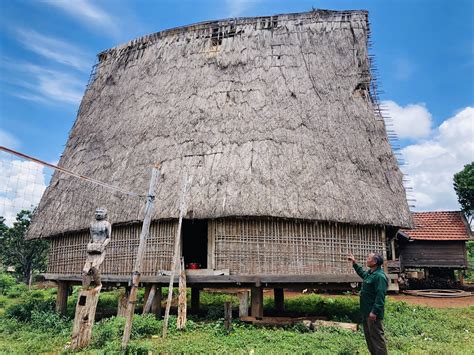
[373,253,384,266]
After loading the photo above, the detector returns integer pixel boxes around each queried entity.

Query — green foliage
[453,162,474,221]
[0,272,16,294]
[0,286,473,353]
[4,287,55,321]
[0,210,49,284]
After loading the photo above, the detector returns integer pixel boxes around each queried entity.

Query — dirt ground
[283,290,474,308]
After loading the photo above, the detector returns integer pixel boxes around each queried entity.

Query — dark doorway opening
[182,219,208,269]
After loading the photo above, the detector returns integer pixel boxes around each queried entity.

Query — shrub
[4,288,55,321]
[0,273,16,294]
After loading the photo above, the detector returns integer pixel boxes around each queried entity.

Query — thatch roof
[28,9,413,239]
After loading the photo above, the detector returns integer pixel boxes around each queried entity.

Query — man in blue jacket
[348,252,388,355]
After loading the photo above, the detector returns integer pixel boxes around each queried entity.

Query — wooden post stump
[237,291,249,317]
[274,288,285,313]
[224,301,232,332]
[191,288,200,314]
[71,286,102,350]
[251,286,263,320]
[55,281,69,316]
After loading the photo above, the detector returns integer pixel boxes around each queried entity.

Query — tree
[453,162,474,225]
[0,210,49,284]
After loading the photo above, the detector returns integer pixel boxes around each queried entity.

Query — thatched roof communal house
[28,10,412,317]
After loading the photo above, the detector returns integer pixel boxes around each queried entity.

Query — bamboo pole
[121,166,161,350]
[162,175,191,337]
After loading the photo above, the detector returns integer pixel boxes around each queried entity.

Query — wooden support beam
[151,286,162,319]
[55,281,69,316]
[143,284,152,307]
[117,288,129,317]
[71,286,102,350]
[163,175,191,338]
[191,287,200,314]
[143,284,157,315]
[237,291,249,317]
[224,301,232,332]
[121,166,160,351]
[177,258,187,330]
[274,288,284,313]
[251,286,263,320]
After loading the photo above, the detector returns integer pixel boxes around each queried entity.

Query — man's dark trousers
[362,318,387,355]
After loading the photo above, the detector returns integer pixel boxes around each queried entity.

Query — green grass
[0,277,473,354]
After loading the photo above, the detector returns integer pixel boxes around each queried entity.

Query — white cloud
[1,61,84,105]
[43,0,121,37]
[0,153,48,226]
[15,29,91,72]
[401,106,474,211]
[226,0,260,17]
[382,100,432,139]
[0,130,20,149]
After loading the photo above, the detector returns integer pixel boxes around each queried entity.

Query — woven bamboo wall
[47,218,386,276]
[47,221,176,275]
[210,219,386,275]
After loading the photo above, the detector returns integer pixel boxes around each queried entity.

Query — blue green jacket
[353,263,388,320]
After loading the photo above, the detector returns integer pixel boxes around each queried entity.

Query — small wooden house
[27,10,412,317]
[393,211,471,282]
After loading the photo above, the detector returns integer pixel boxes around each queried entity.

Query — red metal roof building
[396,211,471,270]
[400,211,471,241]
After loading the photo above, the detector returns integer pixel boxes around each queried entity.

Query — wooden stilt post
[152,287,162,319]
[224,301,232,332]
[143,284,157,315]
[274,288,284,313]
[117,288,129,317]
[251,286,263,320]
[121,166,161,351]
[191,288,200,315]
[163,175,191,338]
[238,291,249,317]
[177,257,187,330]
[143,284,152,308]
[56,281,69,316]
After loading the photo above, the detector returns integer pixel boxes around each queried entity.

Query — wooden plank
[55,281,69,316]
[42,273,362,284]
[177,257,187,330]
[304,319,358,332]
[71,286,102,350]
[241,315,327,326]
[121,166,160,350]
[159,269,230,276]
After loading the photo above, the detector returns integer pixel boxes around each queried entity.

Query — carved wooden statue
[82,207,111,288]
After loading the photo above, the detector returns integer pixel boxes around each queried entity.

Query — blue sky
[0,0,473,215]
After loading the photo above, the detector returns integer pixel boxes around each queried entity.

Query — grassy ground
[0,275,473,354]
